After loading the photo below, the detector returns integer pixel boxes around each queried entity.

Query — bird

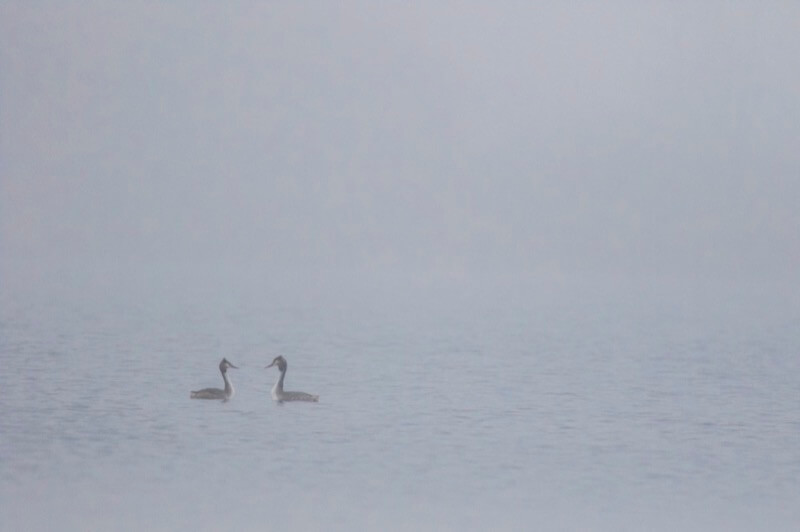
[265,355,319,402]
[190,358,238,401]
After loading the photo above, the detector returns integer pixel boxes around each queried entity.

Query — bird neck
[275,367,286,393]
[222,369,233,395]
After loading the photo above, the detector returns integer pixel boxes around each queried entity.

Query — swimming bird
[265,355,318,402]
[190,358,238,400]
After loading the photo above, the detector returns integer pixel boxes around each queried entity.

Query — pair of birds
[190,356,319,403]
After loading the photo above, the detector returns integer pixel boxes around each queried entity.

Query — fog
[2,2,799,287]
[3,5,800,530]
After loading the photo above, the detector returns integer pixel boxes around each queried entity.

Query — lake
[1,263,798,530]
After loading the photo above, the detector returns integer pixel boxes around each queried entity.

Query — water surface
[1,266,798,530]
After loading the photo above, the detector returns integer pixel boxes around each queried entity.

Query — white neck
[222,370,234,397]
[271,368,286,399]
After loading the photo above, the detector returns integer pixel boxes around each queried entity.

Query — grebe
[190,358,238,400]
[265,355,318,402]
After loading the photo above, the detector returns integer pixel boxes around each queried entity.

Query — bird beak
[265,361,275,369]
[228,362,238,369]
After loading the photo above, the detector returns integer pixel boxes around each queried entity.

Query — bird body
[265,356,318,402]
[191,358,238,400]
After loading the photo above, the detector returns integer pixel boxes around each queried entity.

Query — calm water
[1,265,798,530]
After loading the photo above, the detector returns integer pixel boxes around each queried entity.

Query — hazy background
[2,4,800,531]
[2,1,798,289]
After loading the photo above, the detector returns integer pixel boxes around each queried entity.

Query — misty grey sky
[1,2,798,282]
